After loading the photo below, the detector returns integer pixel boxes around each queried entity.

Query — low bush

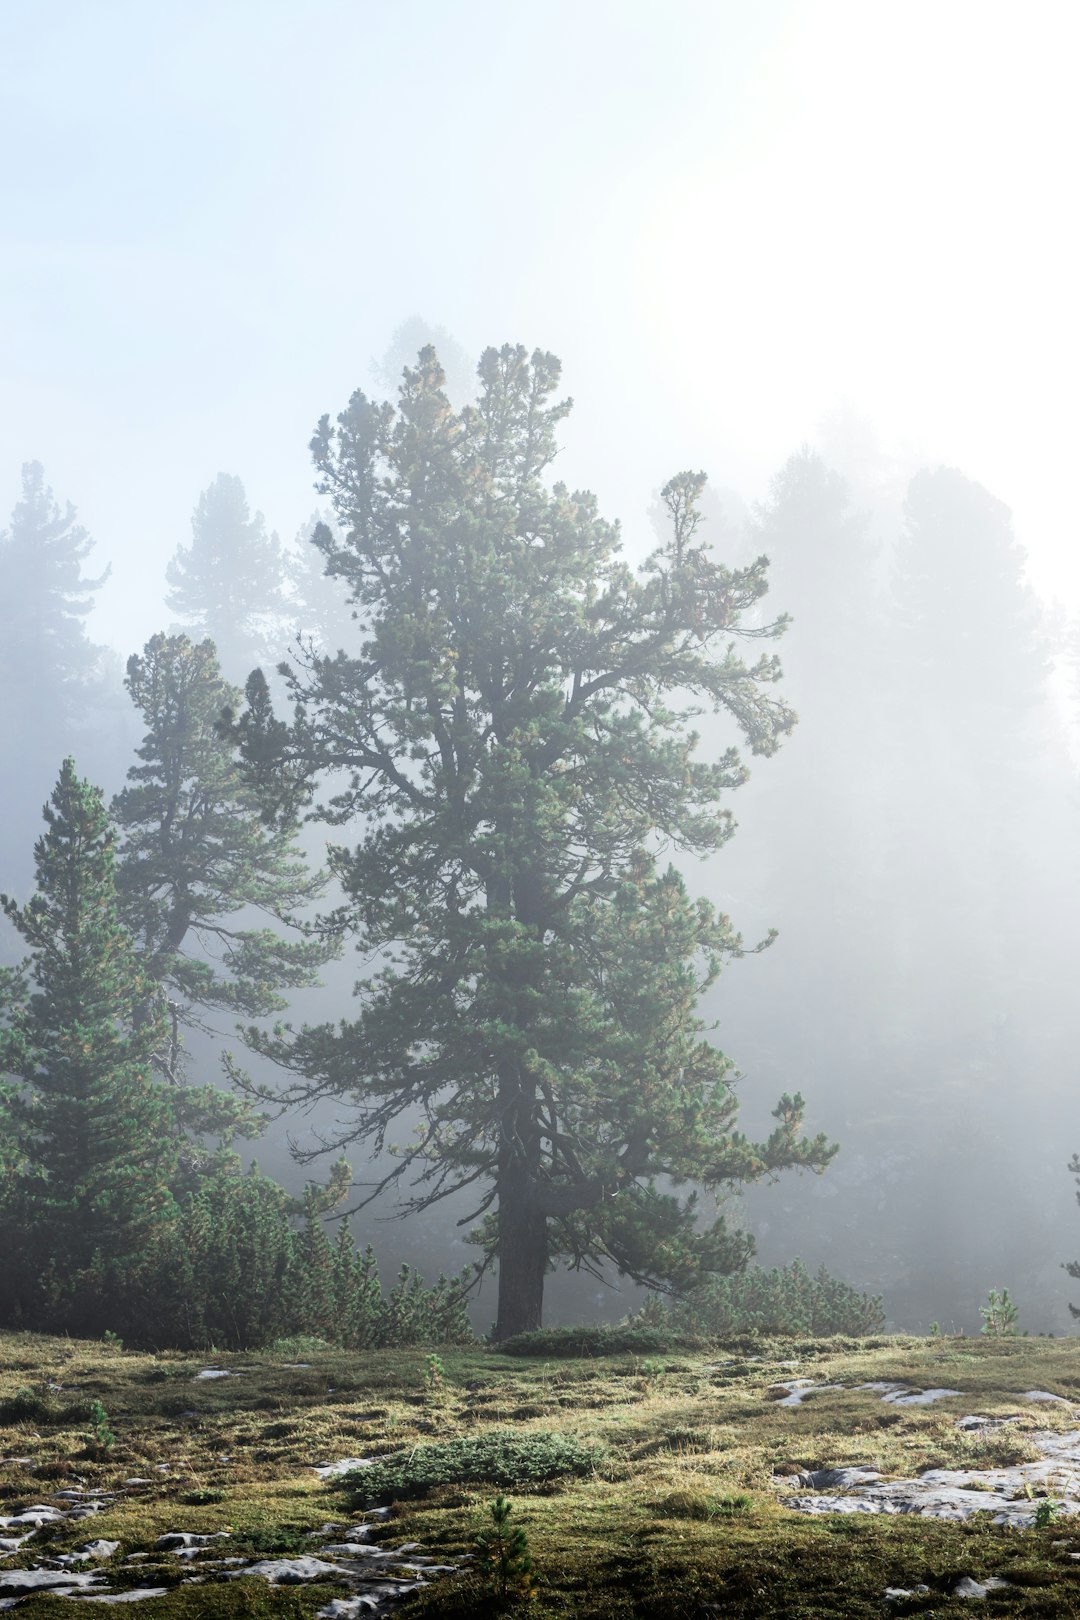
[0,1387,91,1426]
[343,1430,604,1504]
[635,1259,885,1338]
[653,1489,753,1521]
[496,1324,696,1358]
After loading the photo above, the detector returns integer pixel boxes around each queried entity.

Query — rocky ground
[3,1330,1080,1615]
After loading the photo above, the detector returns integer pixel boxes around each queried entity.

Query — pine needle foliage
[0,761,176,1330]
[114,633,330,1035]
[233,343,837,1339]
[634,1258,885,1338]
[345,1431,601,1506]
[474,1495,538,1605]
[0,772,468,1351]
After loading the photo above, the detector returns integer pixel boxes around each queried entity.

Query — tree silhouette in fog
[166,473,289,683]
[233,344,835,1340]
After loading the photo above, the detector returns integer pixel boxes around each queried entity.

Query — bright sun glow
[633,0,1080,601]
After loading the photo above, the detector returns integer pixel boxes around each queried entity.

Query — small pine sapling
[86,1400,115,1451]
[980,1288,1019,1337]
[474,1494,537,1605]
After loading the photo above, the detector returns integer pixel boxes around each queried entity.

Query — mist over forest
[3,2,1080,1353]
[3,323,1079,1340]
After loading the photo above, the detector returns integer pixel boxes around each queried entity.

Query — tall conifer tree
[236,345,835,1338]
[112,633,331,1092]
[0,762,176,1326]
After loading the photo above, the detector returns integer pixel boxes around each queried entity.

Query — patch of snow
[194,1368,236,1381]
[1021,1390,1072,1404]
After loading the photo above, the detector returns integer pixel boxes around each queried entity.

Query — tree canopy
[0,761,175,1326]
[112,632,332,1117]
[236,344,835,1338]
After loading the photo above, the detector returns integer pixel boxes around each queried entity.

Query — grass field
[3,1330,1080,1616]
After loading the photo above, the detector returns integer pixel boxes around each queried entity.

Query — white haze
[4,0,1080,1331]
[3,1,1079,634]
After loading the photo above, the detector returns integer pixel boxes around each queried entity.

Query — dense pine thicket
[0,761,471,1349]
[634,1259,886,1338]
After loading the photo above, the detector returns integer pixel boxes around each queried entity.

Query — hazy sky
[3,0,1078,651]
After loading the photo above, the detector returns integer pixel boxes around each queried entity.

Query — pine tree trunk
[493,1176,547,1341]
[491,1037,546,1340]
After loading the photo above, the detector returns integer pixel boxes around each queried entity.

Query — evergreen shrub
[344,1431,604,1504]
[635,1258,885,1338]
[496,1324,697,1358]
[99,1162,476,1352]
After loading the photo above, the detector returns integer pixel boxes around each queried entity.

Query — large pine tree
[235,345,835,1338]
[0,761,176,1328]
[112,632,332,1095]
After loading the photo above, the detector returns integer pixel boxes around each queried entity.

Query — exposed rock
[57,1540,121,1565]
[795,1466,883,1490]
[314,1458,374,1480]
[768,1380,846,1407]
[858,1382,962,1406]
[156,1531,230,1554]
[784,1426,1080,1524]
[317,1602,384,1619]
[314,1584,425,1614]
[956,1414,1020,1432]
[0,1505,65,1528]
[953,1574,1009,1597]
[227,1557,362,1584]
[0,1568,102,1594]
[66,1590,172,1604]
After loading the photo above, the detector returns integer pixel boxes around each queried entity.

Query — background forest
[2,322,1076,1340]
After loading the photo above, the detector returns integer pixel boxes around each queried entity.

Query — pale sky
[2,0,1078,650]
